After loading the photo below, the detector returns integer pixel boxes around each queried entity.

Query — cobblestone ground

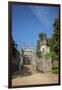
[12,65,59,86]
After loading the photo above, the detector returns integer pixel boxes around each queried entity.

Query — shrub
[44,52,51,60]
[50,51,58,61]
[52,64,59,74]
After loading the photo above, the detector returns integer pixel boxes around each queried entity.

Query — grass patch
[52,70,58,74]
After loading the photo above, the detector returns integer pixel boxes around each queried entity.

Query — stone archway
[23,56,31,65]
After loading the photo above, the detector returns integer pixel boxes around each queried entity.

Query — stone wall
[35,57,52,72]
[20,47,52,73]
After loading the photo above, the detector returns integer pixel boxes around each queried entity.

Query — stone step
[24,65,37,74]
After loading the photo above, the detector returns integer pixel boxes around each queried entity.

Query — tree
[53,18,60,57]
[49,18,60,61]
[48,18,60,74]
[39,32,47,41]
[12,39,20,57]
[12,38,20,73]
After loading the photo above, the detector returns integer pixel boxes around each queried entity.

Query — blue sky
[12,4,59,52]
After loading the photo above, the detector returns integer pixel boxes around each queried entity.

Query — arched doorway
[23,56,31,65]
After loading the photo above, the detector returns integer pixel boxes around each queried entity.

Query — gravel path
[12,72,58,86]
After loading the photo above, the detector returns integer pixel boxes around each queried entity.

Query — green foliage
[12,38,20,73]
[52,63,58,74]
[49,18,60,74]
[50,51,58,61]
[49,18,60,62]
[53,19,60,56]
[54,18,60,32]
[39,32,47,41]
[44,52,51,60]
[52,69,58,74]
[12,39,20,57]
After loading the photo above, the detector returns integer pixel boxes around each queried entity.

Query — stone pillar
[19,57,23,71]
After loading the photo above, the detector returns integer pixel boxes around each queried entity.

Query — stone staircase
[24,64,37,74]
